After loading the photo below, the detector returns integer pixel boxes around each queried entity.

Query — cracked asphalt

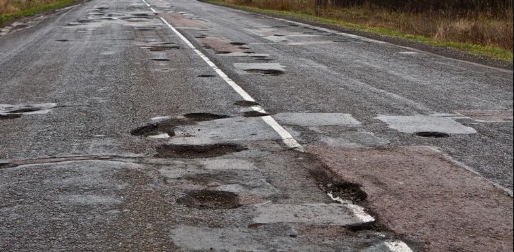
[0,0,512,251]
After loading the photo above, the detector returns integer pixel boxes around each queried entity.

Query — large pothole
[155,144,247,159]
[177,190,241,209]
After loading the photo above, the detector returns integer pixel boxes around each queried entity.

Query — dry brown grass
[0,0,59,16]
[230,0,513,52]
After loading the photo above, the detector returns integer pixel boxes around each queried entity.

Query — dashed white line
[143,0,303,151]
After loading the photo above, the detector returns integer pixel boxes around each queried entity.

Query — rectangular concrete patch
[376,115,477,134]
[253,203,374,226]
[274,113,361,127]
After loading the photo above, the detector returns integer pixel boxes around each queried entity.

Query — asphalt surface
[0,0,512,251]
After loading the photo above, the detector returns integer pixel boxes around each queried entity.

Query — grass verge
[202,0,513,61]
[0,0,79,26]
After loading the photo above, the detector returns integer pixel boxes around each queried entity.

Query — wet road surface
[0,0,512,251]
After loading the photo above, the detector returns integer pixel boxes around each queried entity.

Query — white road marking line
[384,241,414,252]
[143,0,303,151]
[328,192,375,223]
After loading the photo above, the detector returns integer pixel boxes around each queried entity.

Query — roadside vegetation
[206,0,513,60]
[0,0,78,25]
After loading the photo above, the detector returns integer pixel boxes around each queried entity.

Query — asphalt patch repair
[176,190,241,209]
[308,145,514,252]
[155,144,247,159]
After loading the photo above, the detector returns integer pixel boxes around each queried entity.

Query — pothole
[183,113,230,121]
[0,114,22,120]
[234,63,286,76]
[177,190,241,209]
[308,167,368,203]
[0,103,57,115]
[198,74,217,78]
[147,45,179,51]
[152,58,171,62]
[246,69,284,76]
[0,162,18,169]
[56,39,69,42]
[234,100,260,107]
[415,132,450,138]
[131,122,176,137]
[328,182,368,203]
[230,42,247,46]
[9,107,41,113]
[155,144,247,159]
[243,111,270,117]
[131,113,229,138]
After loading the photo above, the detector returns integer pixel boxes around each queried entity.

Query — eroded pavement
[0,0,512,251]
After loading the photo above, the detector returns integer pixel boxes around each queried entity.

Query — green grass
[0,0,79,26]
[202,0,513,61]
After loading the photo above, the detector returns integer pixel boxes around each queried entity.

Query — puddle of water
[155,144,247,159]
[176,190,241,209]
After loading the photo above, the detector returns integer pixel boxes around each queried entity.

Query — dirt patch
[234,100,260,107]
[155,144,247,159]
[243,111,270,117]
[0,114,21,120]
[415,131,450,138]
[177,190,241,209]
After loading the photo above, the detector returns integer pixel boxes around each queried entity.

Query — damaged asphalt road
[0,0,512,251]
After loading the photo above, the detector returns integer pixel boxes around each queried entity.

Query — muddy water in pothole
[155,144,247,159]
[177,190,241,209]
